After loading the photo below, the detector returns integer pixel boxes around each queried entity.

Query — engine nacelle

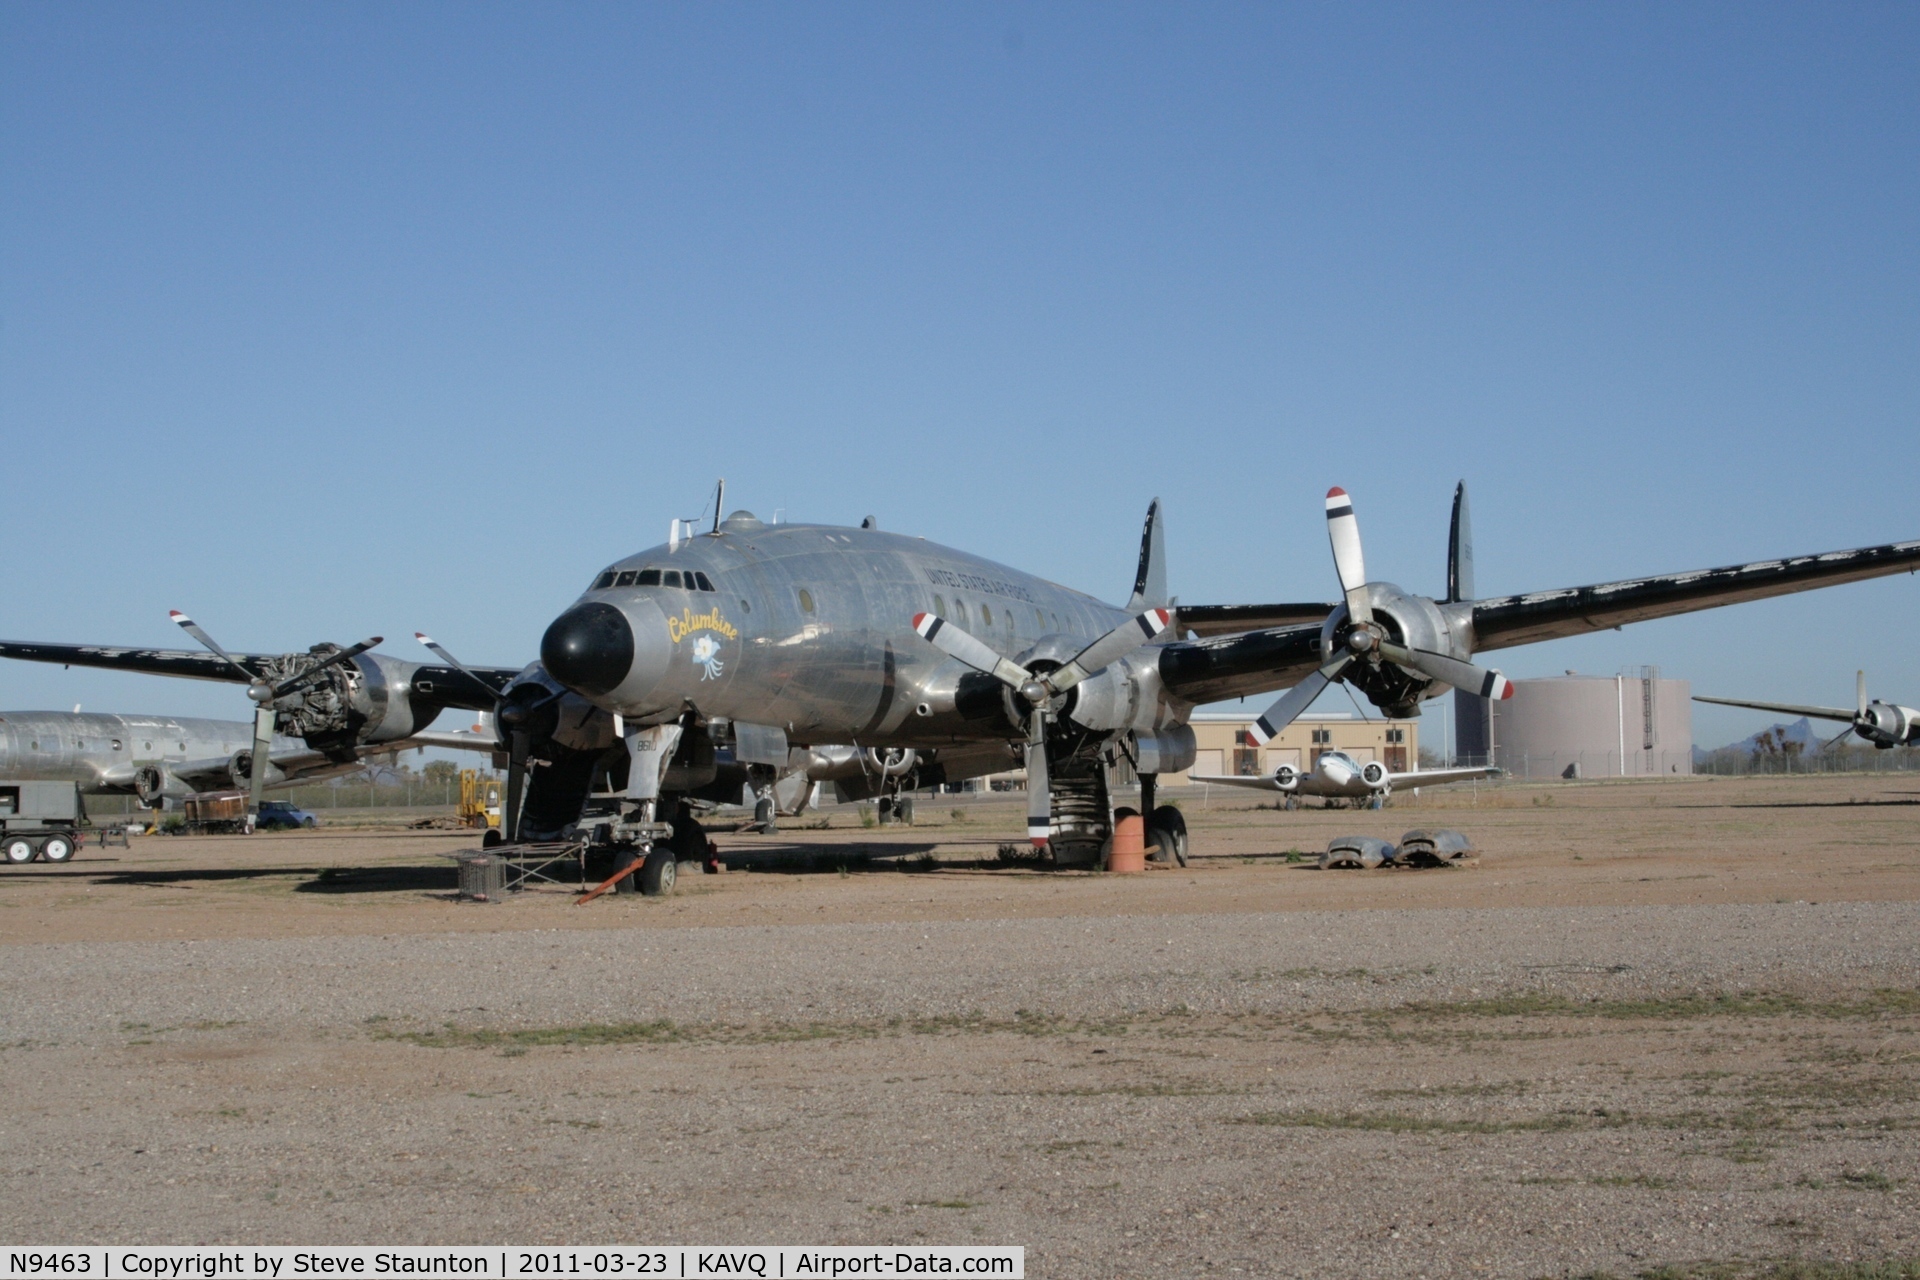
[1320,586,1476,718]
[1130,725,1195,776]
[227,749,286,789]
[1861,701,1916,747]
[1361,761,1387,787]
[1271,765,1300,791]
[132,764,192,803]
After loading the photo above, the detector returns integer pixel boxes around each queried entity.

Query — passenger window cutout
[980,604,993,627]
[954,601,967,627]
[636,569,662,586]
[798,589,816,613]
[933,594,947,618]
[594,571,616,590]
[614,570,638,587]
[112,740,122,751]
[1035,609,1045,630]
[662,570,684,588]
[693,571,715,592]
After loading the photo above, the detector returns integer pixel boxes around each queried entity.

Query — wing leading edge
[1691,695,1856,724]
[1470,538,1920,651]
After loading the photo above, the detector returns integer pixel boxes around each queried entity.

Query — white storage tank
[1455,669,1691,779]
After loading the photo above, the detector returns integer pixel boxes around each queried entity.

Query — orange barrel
[1107,814,1147,873]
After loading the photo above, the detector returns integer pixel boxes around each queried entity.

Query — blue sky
[2,3,1916,747]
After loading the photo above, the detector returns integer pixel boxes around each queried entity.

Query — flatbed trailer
[0,781,87,865]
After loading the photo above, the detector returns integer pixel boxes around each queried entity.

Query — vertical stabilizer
[1126,499,1170,611]
[1445,481,1475,603]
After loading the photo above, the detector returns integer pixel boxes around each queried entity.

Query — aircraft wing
[1156,624,1326,707]
[1187,772,1286,792]
[1691,695,1856,723]
[1178,604,1337,638]
[0,640,268,683]
[1470,538,1920,651]
[1389,765,1502,787]
[0,639,520,707]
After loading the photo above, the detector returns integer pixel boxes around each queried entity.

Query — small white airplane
[1191,749,1500,809]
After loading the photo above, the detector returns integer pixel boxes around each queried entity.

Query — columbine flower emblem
[691,634,725,681]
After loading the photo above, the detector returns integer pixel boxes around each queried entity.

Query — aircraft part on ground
[1322,835,1394,870]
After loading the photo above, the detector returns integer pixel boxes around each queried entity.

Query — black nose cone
[542,602,634,696]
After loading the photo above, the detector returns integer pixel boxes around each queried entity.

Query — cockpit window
[614,570,638,587]
[635,569,662,586]
[693,571,715,592]
[662,570,685,588]
[593,571,616,590]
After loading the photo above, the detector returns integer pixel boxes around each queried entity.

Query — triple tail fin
[1445,481,1475,603]
[1126,498,1171,612]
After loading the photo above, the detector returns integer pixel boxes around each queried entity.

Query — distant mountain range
[1692,716,1827,765]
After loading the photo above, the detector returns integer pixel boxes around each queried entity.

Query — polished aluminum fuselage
[0,711,302,794]
[567,520,1186,745]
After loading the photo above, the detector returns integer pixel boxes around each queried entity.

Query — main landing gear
[611,800,710,897]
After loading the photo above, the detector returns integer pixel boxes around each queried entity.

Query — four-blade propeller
[911,606,1172,846]
[168,610,383,823]
[1245,488,1513,745]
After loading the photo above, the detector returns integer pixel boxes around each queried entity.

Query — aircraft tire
[4,838,35,865]
[1148,805,1188,867]
[1281,795,1299,812]
[481,828,504,849]
[897,796,915,825]
[40,834,75,863]
[753,797,777,834]
[638,847,677,896]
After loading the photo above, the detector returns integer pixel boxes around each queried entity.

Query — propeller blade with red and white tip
[1377,641,1514,701]
[169,610,258,684]
[1858,670,1869,721]
[910,613,1032,690]
[1041,607,1174,696]
[268,636,382,699]
[1245,653,1356,744]
[1025,708,1052,847]
[1324,488,1374,629]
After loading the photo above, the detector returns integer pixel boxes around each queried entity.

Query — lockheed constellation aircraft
[4,482,1918,893]
[0,708,494,805]
[1191,751,1501,809]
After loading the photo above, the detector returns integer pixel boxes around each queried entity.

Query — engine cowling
[1861,702,1915,747]
[133,765,180,804]
[1131,726,1195,775]
[227,749,285,789]
[1361,761,1387,787]
[863,747,918,777]
[1272,765,1300,791]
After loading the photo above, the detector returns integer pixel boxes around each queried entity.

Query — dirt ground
[2,773,1917,1279]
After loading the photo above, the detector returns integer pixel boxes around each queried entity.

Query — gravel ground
[1,773,1917,1278]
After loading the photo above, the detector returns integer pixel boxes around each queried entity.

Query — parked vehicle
[256,800,318,829]
[0,781,86,864]
[181,790,249,833]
